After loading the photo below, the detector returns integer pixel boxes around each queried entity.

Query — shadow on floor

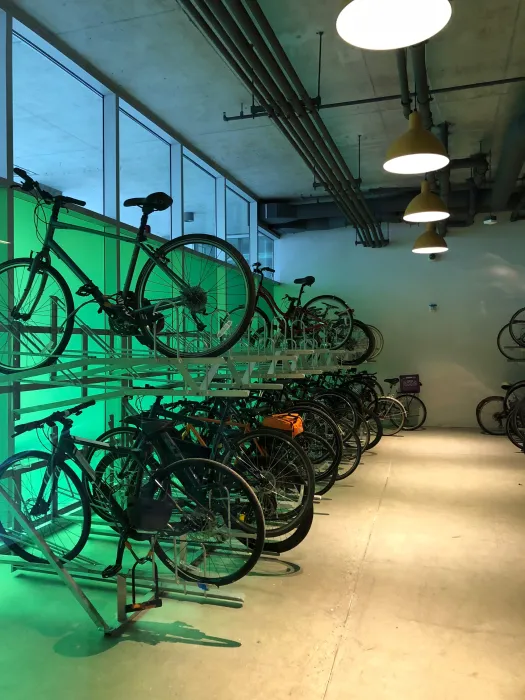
[53,620,241,657]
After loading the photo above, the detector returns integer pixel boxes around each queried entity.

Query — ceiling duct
[491,113,525,212]
[178,0,386,247]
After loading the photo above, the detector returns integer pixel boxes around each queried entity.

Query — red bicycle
[241,263,354,350]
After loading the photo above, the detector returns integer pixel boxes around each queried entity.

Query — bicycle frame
[13,203,189,320]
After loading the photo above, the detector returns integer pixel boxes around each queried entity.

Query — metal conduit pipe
[438,122,450,235]
[220,0,378,245]
[241,0,386,246]
[181,0,371,244]
[411,43,433,130]
[186,0,372,245]
[396,49,412,119]
[199,0,375,245]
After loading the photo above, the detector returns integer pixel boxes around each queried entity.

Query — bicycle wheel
[368,325,384,359]
[153,458,265,586]
[0,258,74,373]
[504,381,525,412]
[301,295,353,350]
[376,397,406,435]
[0,451,90,563]
[475,396,506,435]
[397,394,427,430]
[497,324,525,361]
[284,402,343,488]
[365,410,383,449]
[509,308,525,347]
[294,430,338,495]
[136,234,256,358]
[248,503,314,554]
[506,407,525,449]
[223,428,315,536]
[336,425,362,480]
[343,320,375,365]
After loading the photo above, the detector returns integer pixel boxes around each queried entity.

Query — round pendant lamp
[404,180,450,223]
[336,0,452,51]
[384,111,450,175]
[412,223,449,254]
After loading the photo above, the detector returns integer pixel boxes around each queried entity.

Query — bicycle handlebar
[12,168,86,208]
[12,399,96,437]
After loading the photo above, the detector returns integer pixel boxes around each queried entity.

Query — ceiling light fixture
[384,111,450,175]
[336,0,452,51]
[404,180,450,223]
[412,223,449,254]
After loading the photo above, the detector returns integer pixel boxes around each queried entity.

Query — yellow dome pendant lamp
[404,180,450,222]
[384,111,450,175]
[412,223,448,254]
[336,0,452,51]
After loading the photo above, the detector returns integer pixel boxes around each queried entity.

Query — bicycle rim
[0,259,74,373]
[153,459,265,586]
[136,234,255,357]
[0,451,90,562]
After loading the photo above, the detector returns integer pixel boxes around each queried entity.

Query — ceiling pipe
[179,0,372,245]
[491,113,525,212]
[396,49,412,119]
[437,122,450,236]
[197,0,375,246]
[241,0,386,246]
[410,43,433,130]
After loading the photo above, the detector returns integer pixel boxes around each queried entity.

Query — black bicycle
[0,401,265,586]
[0,168,255,373]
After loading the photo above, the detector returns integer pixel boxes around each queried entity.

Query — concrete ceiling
[6,0,525,201]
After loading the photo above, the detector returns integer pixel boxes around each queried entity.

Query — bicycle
[0,400,266,586]
[86,395,315,537]
[0,168,255,373]
[244,263,353,350]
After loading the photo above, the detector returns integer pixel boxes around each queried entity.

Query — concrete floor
[1,429,525,700]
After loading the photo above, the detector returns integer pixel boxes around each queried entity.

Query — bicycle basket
[172,436,211,460]
[127,482,173,533]
[262,413,304,436]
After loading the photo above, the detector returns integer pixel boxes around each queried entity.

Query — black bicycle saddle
[123,191,173,211]
[384,377,399,385]
[293,275,315,286]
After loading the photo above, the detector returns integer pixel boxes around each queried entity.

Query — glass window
[119,109,171,238]
[258,231,274,277]
[12,35,104,213]
[183,156,216,235]
[226,187,250,263]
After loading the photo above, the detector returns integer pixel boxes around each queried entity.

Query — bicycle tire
[506,407,524,449]
[284,401,344,483]
[153,458,265,586]
[343,319,375,365]
[0,450,91,563]
[397,394,427,430]
[509,307,525,347]
[0,258,75,373]
[135,234,256,358]
[475,396,506,435]
[294,430,338,496]
[368,325,384,359]
[255,504,314,554]
[497,324,525,361]
[223,427,315,537]
[376,397,406,435]
[365,410,383,450]
[504,380,525,412]
[336,425,363,480]
[302,294,354,350]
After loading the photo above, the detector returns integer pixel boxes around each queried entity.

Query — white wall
[276,218,525,428]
